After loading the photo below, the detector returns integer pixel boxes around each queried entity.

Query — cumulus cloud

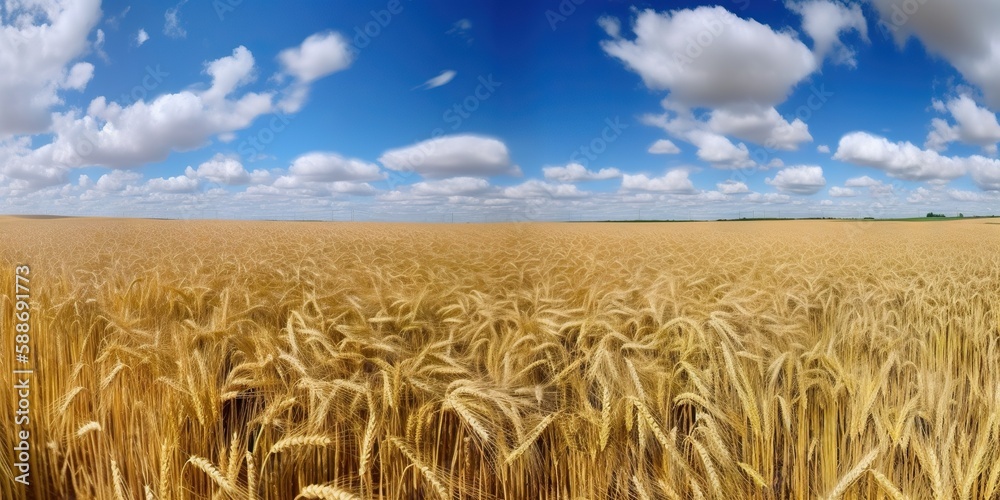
[844,175,882,187]
[707,105,813,150]
[278,32,354,83]
[95,170,142,192]
[277,32,355,112]
[966,156,1000,190]
[503,180,588,199]
[601,7,816,108]
[643,109,755,168]
[286,152,385,182]
[136,28,149,46]
[605,7,840,159]
[787,0,868,66]
[2,33,353,189]
[411,177,491,197]
[378,135,520,178]
[147,175,199,193]
[648,139,681,154]
[0,0,101,136]
[870,0,1000,108]
[417,70,457,90]
[746,192,792,203]
[817,144,831,154]
[202,46,257,102]
[17,46,274,170]
[834,131,967,181]
[765,165,826,194]
[542,163,621,182]
[621,170,696,193]
[268,174,378,196]
[925,94,1000,153]
[185,154,253,185]
[828,186,859,197]
[716,180,750,194]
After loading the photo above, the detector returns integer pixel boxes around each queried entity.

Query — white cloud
[648,139,680,154]
[63,62,95,91]
[21,46,274,170]
[871,0,1000,108]
[378,135,520,178]
[269,174,377,196]
[906,186,940,204]
[417,70,457,90]
[688,130,753,168]
[828,186,859,197]
[2,34,354,185]
[542,163,621,182]
[503,180,588,199]
[621,170,696,193]
[834,131,967,181]
[95,170,142,192]
[925,94,1000,153]
[202,46,257,102]
[601,7,816,108]
[787,0,868,66]
[446,18,474,44]
[598,16,621,38]
[277,31,355,112]
[765,165,826,194]
[185,154,252,185]
[0,0,102,136]
[147,175,199,193]
[606,7,840,161]
[645,104,762,167]
[164,0,188,39]
[948,189,986,202]
[278,31,354,84]
[708,105,813,150]
[817,144,831,154]
[746,192,792,203]
[287,152,385,182]
[411,177,491,197]
[844,175,882,187]
[967,156,1000,190]
[716,180,749,194]
[136,28,149,46]
[330,182,378,196]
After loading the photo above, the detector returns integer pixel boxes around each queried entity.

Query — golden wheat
[0,218,998,498]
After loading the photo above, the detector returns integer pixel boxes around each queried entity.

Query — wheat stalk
[186,456,236,494]
[825,448,880,499]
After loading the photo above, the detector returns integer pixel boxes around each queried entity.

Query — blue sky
[2,0,1000,220]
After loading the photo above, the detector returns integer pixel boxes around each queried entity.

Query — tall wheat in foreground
[1,217,999,499]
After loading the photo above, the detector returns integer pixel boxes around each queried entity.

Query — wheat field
[1,217,999,499]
